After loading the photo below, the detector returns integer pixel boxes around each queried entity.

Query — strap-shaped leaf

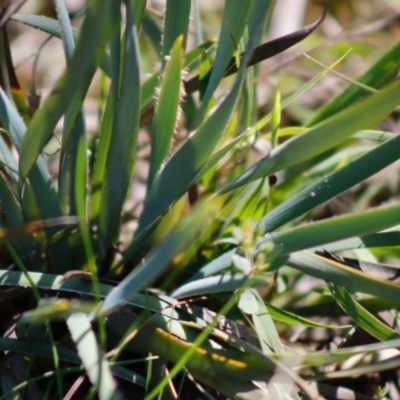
[310,231,400,253]
[327,283,400,341]
[193,0,254,126]
[170,273,268,299]
[56,0,86,216]
[98,2,141,250]
[286,251,400,303]
[264,202,400,257]
[161,0,190,61]
[148,36,184,188]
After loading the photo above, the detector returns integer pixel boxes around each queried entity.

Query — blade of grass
[327,283,400,341]
[89,92,113,225]
[148,36,184,188]
[314,354,400,381]
[265,202,400,257]
[170,273,269,299]
[132,0,146,27]
[55,0,87,217]
[98,2,141,252]
[266,303,351,329]
[90,10,122,228]
[310,231,400,253]
[239,289,283,354]
[193,0,255,127]
[285,251,400,303]
[161,0,190,62]
[276,337,400,368]
[185,249,236,283]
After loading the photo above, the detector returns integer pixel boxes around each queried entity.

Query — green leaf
[18,298,96,323]
[270,89,281,149]
[99,2,141,251]
[276,337,400,368]
[162,0,190,61]
[137,78,242,233]
[311,231,400,253]
[266,303,351,329]
[170,273,269,299]
[253,296,284,354]
[148,36,184,187]
[265,202,400,256]
[186,249,236,282]
[54,0,75,59]
[240,289,300,399]
[327,283,400,341]
[90,92,113,225]
[194,0,254,126]
[75,134,99,290]
[55,0,87,216]
[286,251,400,303]
[132,0,146,27]
[58,114,86,215]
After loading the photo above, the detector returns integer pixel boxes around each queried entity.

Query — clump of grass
[0,1,400,399]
